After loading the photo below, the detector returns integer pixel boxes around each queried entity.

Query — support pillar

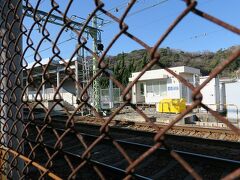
[56,67,61,99]
[109,79,114,109]
[42,76,45,100]
[132,84,137,104]
[0,0,24,178]
[57,67,60,88]
[75,60,79,103]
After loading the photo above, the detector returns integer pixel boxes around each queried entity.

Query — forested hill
[100,46,240,87]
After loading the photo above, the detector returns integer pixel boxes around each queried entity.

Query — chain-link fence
[0,0,239,179]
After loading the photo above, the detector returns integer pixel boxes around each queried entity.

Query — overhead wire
[125,0,235,46]
[25,37,75,59]
[131,0,215,30]
[127,0,169,18]
[97,0,144,26]
[98,0,228,47]
[97,0,130,16]
[97,0,150,17]
[164,29,224,46]
[99,0,237,53]
[102,0,215,28]
[102,0,170,26]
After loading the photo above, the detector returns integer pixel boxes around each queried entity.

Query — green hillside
[100,46,240,87]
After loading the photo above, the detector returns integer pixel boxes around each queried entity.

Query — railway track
[22,110,240,179]
[26,108,239,141]
[73,116,240,141]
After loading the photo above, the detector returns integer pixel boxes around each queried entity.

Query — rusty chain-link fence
[0,0,240,179]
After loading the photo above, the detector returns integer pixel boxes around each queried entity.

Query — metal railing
[0,0,239,179]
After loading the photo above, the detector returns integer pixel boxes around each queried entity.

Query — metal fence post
[0,0,24,178]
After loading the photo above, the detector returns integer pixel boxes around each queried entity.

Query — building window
[153,81,160,95]
[146,80,167,96]
[146,81,153,93]
[160,82,167,96]
[181,83,192,103]
[182,84,187,99]
[140,83,144,96]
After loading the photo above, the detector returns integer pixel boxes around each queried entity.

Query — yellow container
[157,98,186,113]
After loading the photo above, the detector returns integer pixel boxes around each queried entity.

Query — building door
[137,82,145,103]
[181,84,191,103]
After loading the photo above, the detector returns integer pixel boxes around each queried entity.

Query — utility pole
[92,15,101,111]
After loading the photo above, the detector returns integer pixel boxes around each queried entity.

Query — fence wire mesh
[0,0,240,179]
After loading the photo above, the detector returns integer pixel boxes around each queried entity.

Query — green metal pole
[92,15,101,111]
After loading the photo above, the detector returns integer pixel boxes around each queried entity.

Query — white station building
[129,66,201,105]
[221,79,240,119]
[24,57,84,109]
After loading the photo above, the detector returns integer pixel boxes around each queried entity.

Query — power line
[25,37,75,59]
[127,0,169,18]
[164,29,225,46]
[102,0,169,26]
[130,0,215,30]
[102,0,216,28]
[97,0,148,17]
[124,0,233,45]
[97,0,130,16]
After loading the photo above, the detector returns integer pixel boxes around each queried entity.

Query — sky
[23,0,240,62]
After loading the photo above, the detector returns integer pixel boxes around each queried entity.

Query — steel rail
[25,121,240,166]
[24,135,152,180]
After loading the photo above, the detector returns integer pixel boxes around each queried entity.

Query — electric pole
[92,15,101,111]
